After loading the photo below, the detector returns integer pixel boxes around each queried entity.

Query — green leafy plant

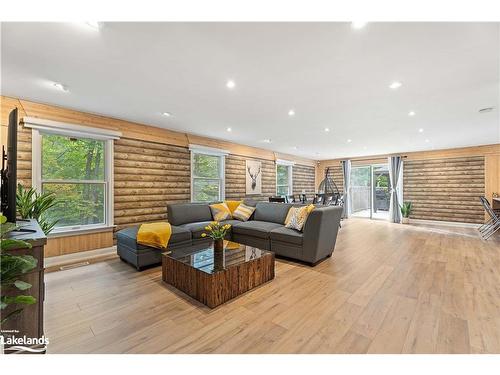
[201,221,231,240]
[0,214,37,325]
[16,184,59,234]
[400,201,412,218]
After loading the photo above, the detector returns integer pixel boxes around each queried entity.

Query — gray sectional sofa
[116,201,342,270]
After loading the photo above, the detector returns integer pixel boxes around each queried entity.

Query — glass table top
[166,240,271,274]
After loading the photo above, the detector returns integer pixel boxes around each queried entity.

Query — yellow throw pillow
[209,202,232,221]
[137,222,172,249]
[232,203,256,221]
[285,206,311,231]
[225,200,242,214]
[284,204,315,226]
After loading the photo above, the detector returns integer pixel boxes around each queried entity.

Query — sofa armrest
[302,206,343,263]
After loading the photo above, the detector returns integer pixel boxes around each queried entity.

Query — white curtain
[388,156,403,223]
[341,160,351,218]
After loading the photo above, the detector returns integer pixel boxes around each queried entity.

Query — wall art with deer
[246,160,262,195]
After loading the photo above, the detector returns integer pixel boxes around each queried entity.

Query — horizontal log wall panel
[403,156,485,223]
[113,137,191,233]
[225,155,276,201]
[292,164,316,195]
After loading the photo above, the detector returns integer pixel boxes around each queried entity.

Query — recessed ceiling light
[263,139,271,143]
[425,139,430,143]
[418,128,424,133]
[161,112,172,117]
[292,146,298,150]
[85,21,100,30]
[226,127,232,132]
[53,82,69,92]
[288,109,295,116]
[351,22,367,29]
[347,139,352,143]
[324,127,330,132]
[389,81,402,89]
[363,146,367,150]
[408,111,416,116]
[226,80,236,89]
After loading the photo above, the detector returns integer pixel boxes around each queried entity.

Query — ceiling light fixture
[418,128,424,133]
[53,82,69,92]
[288,109,295,116]
[347,139,352,143]
[425,139,430,143]
[324,127,330,132]
[408,111,416,116]
[389,81,402,89]
[226,80,236,89]
[162,112,172,117]
[226,127,232,132]
[263,139,271,143]
[351,22,367,29]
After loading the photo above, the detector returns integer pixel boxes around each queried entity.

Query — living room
[1,1,500,373]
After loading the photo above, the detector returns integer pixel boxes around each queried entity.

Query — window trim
[276,160,294,196]
[189,145,228,203]
[28,118,120,235]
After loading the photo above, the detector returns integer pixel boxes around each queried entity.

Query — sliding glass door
[350,164,390,220]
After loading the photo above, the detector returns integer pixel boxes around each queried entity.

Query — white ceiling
[1,22,499,160]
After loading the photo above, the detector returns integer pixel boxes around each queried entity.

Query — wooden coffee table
[162,241,275,308]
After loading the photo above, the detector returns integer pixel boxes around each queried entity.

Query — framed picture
[246,160,262,195]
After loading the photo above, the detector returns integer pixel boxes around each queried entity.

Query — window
[190,145,227,202]
[27,117,120,234]
[276,161,293,196]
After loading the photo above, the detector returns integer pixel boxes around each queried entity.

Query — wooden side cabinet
[1,220,47,354]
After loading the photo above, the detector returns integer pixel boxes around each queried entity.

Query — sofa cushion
[254,202,294,224]
[167,203,212,225]
[232,220,283,239]
[178,221,214,239]
[116,224,191,251]
[270,226,303,245]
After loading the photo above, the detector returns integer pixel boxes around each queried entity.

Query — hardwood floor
[44,219,500,354]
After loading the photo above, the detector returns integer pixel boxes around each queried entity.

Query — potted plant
[16,184,58,235]
[201,221,231,252]
[0,214,37,353]
[400,201,412,224]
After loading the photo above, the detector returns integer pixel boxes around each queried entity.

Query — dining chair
[479,196,500,240]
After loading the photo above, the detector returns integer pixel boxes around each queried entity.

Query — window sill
[48,225,115,238]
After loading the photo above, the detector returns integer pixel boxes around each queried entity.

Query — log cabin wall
[292,164,316,196]
[113,138,191,233]
[225,154,276,201]
[403,156,485,223]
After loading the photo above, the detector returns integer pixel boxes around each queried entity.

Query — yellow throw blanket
[137,222,172,250]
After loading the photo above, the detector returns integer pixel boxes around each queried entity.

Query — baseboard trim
[408,218,481,229]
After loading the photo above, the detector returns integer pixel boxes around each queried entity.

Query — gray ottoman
[116,225,192,270]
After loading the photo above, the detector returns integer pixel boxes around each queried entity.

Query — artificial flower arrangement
[201,221,231,252]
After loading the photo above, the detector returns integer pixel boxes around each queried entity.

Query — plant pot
[213,239,224,252]
[402,217,410,224]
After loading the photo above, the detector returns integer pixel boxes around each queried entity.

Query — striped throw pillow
[209,202,232,221]
[232,203,256,221]
[285,205,311,231]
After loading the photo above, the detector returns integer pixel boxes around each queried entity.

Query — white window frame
[24,117,121,235]
[276,159,294,196]
[189,144,228,203]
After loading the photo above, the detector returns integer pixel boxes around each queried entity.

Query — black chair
[286,195,297,203]
[269,196,286,203]
[324,194,335,206]
[313,194,325,205]
[479,196,500,240]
